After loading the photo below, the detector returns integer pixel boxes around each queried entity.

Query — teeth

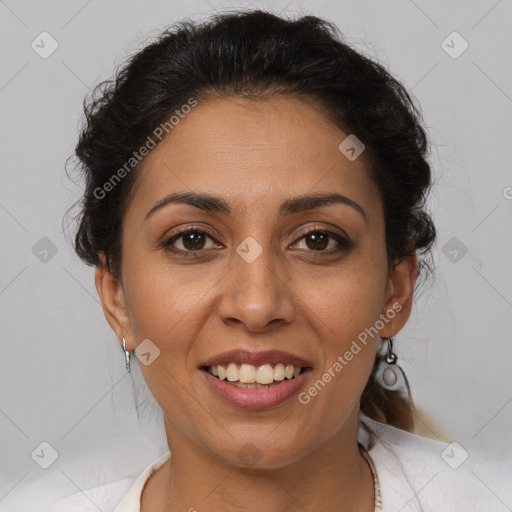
[274,363,285,381]
[226,363,239,382]
[256,364,274,384]
[239,364,256,383]
[206,363,305,384]
[233,381,273,389]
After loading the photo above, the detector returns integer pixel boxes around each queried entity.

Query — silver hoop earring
[375,337,405,391]
[122,337,131,374]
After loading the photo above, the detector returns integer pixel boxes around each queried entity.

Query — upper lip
[199,349,313,368]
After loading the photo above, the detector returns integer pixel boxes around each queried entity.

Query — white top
[46,417,510,512]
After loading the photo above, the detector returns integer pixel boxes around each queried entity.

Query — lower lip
[200,369,312,409]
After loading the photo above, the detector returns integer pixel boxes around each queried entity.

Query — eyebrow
[144,191,368,224]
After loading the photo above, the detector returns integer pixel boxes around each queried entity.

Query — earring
[375,337,405,391]
[122,337,131,374]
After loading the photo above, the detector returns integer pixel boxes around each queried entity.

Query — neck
[141,412,375,512]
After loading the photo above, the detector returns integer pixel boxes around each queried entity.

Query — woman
[51,9,494,512]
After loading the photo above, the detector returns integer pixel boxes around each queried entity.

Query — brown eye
[181,231,207,250]
[304,232,329,251]
[293,229,353,253]
[162,229,218,254]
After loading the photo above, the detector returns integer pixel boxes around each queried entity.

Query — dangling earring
[375,337,405,391]
[122,337,131,374]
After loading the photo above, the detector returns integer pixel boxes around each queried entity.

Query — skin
[95,94,418,512]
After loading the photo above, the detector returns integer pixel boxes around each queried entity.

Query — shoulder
[361,417,511,512]
[45,478,134,512]
[46,451,172,512]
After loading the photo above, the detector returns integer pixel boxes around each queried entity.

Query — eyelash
[160,226,354,257]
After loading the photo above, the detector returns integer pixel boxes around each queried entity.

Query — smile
[203,362,307,388]
[200,364,312,409]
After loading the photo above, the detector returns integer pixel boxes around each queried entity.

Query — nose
[216,242,295,333]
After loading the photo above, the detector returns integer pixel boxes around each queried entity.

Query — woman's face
[97,95,416,468]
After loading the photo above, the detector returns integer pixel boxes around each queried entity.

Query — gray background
[1,0,511,510]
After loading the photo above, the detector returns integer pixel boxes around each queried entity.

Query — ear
[379,249,419,338]
[94,252,134,351]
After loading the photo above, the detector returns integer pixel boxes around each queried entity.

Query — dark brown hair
[65,9,436,434]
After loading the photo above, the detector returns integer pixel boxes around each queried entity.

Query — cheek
[122,259,220,370]
[296,281,383,436]
[311,295,381,397]
[299,254,387,403]
[306,255,387,347]
[123,266,204,415]
[124,248,208,329]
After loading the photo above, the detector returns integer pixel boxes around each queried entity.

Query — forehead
[124,95,381,224]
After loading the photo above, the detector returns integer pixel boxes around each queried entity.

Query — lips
[200,366,312,409]
[198,349,313,369]
[198,349,314,409]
